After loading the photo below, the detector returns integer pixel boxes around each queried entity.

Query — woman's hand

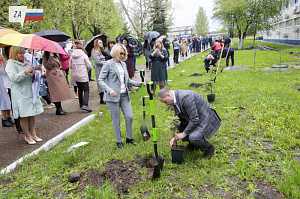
[24,66,34,75]
[140,82,146,86]
[109,90,117,97]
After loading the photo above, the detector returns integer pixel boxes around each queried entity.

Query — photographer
[149,40,169,95]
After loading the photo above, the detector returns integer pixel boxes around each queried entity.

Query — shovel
[140,69,150,141]
[147,82,164,179]
[215,106,246,110]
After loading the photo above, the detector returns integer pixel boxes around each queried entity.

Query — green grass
[233,38,300,54]
[1,48,299,198]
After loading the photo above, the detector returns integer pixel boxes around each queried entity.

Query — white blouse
[116,62,126,93]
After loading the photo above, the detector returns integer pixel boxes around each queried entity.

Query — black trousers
[76,82,90,107]
[174,49,179,63]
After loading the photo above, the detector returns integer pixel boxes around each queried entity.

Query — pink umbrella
[192,35,200,39]
[0,33,67,55]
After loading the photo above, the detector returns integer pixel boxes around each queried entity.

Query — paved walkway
[0,48,208,170]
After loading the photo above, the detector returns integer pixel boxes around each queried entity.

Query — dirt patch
[189,82,204,88]
[189,73,203,77]
[71,156,157,195]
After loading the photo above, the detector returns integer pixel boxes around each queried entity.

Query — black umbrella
[33,30,71,42]
[144,31,160,40]
[85,34,107,57]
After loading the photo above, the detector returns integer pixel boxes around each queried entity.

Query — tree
[149,0,172,36]
[213,0,283,49]
[194,6,209,36]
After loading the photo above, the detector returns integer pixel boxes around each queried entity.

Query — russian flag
[24,9,43,23]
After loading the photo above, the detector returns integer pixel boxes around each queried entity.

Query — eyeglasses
[120,52,125,56]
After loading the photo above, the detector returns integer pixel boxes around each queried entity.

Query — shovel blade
[140,124,150,141]
[158,156,164,171]
[152,163,161,179]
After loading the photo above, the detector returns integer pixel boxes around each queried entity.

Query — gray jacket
[174,90,221,139]
[98,59,141,102]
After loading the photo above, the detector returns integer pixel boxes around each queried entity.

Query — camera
[156,45,159,49]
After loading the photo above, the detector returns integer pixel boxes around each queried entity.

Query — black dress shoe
[56,110,67,115]
[89,79,95,81]
[81,105,92,112]
[2,119,14,127]
[117,142,124,149]
[126,138,137,144]
[7,117,15,124]
[203,144,215,159]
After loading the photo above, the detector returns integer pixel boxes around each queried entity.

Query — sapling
[167,115,181,148]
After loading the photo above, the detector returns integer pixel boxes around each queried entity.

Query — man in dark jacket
[158,88,221,159]
[202,37,206,51]
[223,36,231,48]
[222,47,234,67]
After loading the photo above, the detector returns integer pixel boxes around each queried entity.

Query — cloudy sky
[171,0,221,31]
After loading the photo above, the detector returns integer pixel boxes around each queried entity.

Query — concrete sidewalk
[0,48,208,171]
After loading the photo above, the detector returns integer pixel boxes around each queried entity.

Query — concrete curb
[1,114,95,174]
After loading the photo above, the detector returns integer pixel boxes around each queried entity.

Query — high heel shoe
[25,136,36,145]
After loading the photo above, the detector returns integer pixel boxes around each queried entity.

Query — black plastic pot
[207,94,215,102]
[171,145,185,164]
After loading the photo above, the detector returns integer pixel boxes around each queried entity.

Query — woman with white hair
[98,44,145,149]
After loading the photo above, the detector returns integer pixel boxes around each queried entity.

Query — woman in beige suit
[43,51,71,115]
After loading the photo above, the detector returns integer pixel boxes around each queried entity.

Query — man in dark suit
[158,88,221,159]
[222,47,234,67]
[223,35,231,48]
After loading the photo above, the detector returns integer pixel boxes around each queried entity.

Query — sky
[171,0,221,31]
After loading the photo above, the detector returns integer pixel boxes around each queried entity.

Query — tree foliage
[194,6,209,36]
[213,0,283,49]
[0,0,124,42]
[149,0,172,36]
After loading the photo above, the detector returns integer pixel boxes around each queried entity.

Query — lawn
[1,48,299,198]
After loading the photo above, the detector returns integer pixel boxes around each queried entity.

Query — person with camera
[149,40,169,95]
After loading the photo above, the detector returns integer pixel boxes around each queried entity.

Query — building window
[279,22,285,29]
[295,17,300,26]
[287,19,293,27]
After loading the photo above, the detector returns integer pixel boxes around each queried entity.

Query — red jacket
[214,42,223,51]
[59,51,70,70]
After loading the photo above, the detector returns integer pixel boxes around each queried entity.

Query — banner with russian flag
[9,6,43,27]
[24,9,43,23]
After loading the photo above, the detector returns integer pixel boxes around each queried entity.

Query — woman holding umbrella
[92,39,106,104]
[98,43,145,149]
[5,46,44,144]
[149,40,169,95]
[43,51,71,115]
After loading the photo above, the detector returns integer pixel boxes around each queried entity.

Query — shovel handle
[147,82,154,100]
[140,69,145,82]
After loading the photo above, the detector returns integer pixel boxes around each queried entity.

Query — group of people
[1,33,223,160]
[203,35,234,72]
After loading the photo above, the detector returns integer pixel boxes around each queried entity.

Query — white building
[167,26,194,41]
[262,0,300,44]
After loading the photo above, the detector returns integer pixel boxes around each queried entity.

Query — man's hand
[170,132,187,146]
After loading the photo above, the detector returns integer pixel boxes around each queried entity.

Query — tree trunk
[252,27,256,47]
[119,0,138,34]
[238,39,244,49]
[72,19,79,39]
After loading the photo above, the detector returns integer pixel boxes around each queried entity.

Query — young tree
[194,6,209,36]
